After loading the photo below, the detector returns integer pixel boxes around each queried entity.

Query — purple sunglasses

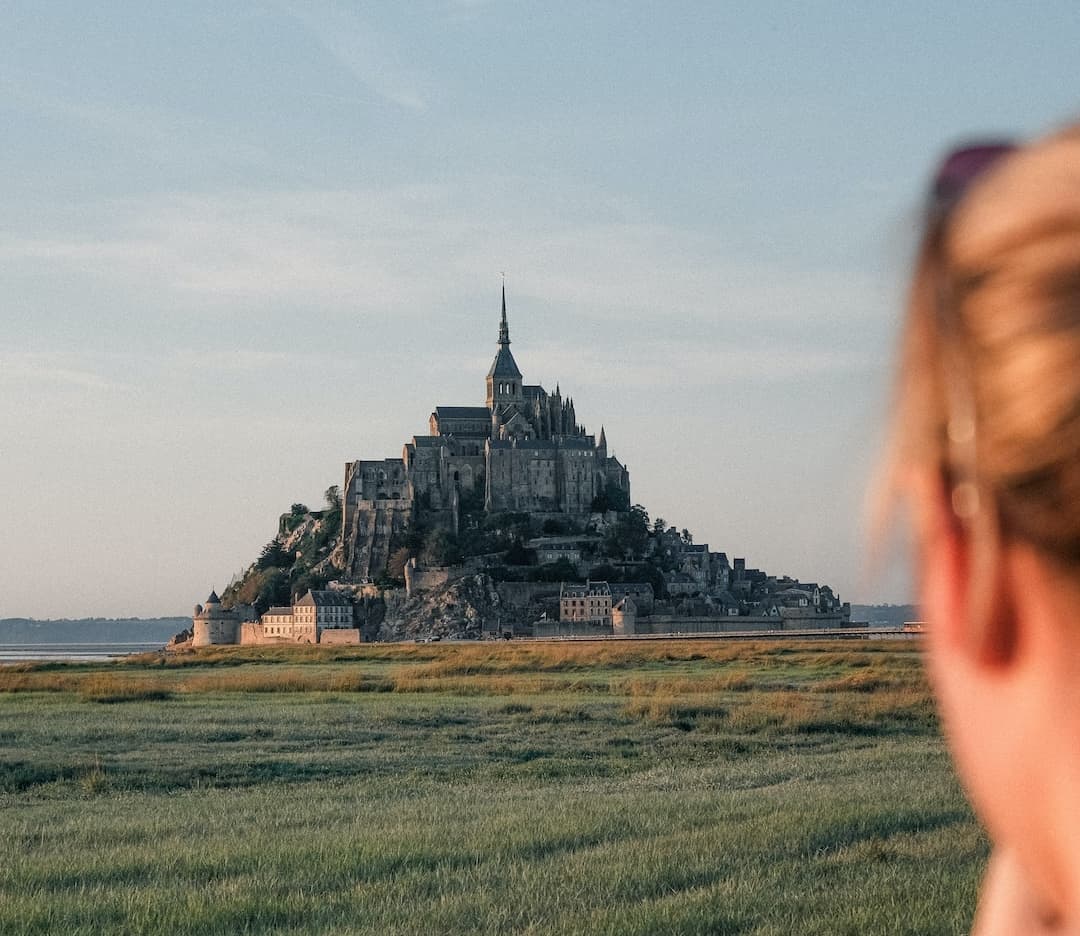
[931,141,1017,213]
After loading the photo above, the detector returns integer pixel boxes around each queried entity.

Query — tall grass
[0,639,981,935]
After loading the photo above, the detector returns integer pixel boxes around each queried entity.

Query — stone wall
[404,560,472,597]
[344,499,413,580]
[193,618,240,647]
[238,621,264,645]
[495,581,562,609]
[237,622,316,645]
[319,628,361,645]
[638,614,861,635]
[529,613,863,639]
[534,620,613,639]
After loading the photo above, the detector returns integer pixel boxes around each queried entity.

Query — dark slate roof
[295,589,353,607]
[265,606,293,616]
[488,438,541,450]
[206,590,221,604]
[411,436,444,447]
[489,437,598,452]
[528,536,602,547]
[486,346,523,379]
[523,384,546,399]
[435,406,491,419]
[560,581,612,598]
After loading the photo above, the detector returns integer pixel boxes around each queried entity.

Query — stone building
[191,589,358,646]
[293,589,354,635]
[261,606,296,639]
[192,590,241,647]
[560,580,613,626]
[342,287,631,580]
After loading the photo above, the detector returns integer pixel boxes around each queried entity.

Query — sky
[2,1,1078,619]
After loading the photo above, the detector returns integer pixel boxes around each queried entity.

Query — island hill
[185,289,850,647]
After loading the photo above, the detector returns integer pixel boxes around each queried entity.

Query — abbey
[342,288,631,580]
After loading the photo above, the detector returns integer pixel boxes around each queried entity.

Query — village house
[559,580,613,626]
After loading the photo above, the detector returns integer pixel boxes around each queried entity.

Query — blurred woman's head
[893,123,1080,933]
[897,126,1080,565]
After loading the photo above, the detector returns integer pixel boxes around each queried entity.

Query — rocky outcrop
[166,627,194,652]
[376,574,503,642]
[280,513,341,578]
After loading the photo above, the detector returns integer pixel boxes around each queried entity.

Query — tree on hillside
[530,558,583,583]
[421,527,462,568]
[257,540,293,570]
[591,484,629,513]
[387,546,411,582]
[289,568,329,603]
[604,504,650,560]
[504,540,535,566]
[324,485,342,510]
[254,569,291,614]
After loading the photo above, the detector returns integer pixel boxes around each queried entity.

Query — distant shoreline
[0,618,186,648]
[0,642,165,663]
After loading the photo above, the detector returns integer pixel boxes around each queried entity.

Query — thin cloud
[0,67,271,171]
[522,342,872,391]
[1,185,882,339]
[277,2,429,112]
[0,353,133,393]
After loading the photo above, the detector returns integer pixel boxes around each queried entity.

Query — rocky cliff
[373,574,504,642]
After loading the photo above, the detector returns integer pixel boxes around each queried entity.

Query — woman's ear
[916,469,1019,668]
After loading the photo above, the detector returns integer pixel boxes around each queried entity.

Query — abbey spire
[498,280,510,346]
[486,281,523,409]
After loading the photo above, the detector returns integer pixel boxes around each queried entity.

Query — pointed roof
[206,590,221,605]
[487,283,522,379]
[499,280,510,345]
[599,425,607,448]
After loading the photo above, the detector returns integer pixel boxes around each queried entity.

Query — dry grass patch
[617,672,754,696]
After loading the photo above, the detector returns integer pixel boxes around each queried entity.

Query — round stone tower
[192,590,240,647]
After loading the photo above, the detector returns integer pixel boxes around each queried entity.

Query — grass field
[0,639,986,935]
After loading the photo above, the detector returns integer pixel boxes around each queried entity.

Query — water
[0,643,163,663]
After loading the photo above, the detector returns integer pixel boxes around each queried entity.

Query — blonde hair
[893,124,1080,562]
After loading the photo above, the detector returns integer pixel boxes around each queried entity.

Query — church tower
[485,283,523,410]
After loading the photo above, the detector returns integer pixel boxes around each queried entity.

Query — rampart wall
[319,628,361,645]
[193,619,240,647]
[403,561,471,596]
[637,613,859,635]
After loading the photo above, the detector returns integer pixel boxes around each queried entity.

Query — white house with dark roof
[559,580,613,626]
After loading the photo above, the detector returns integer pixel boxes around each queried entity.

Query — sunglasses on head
[927,139,1018,523]
[930,141,1017,215]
